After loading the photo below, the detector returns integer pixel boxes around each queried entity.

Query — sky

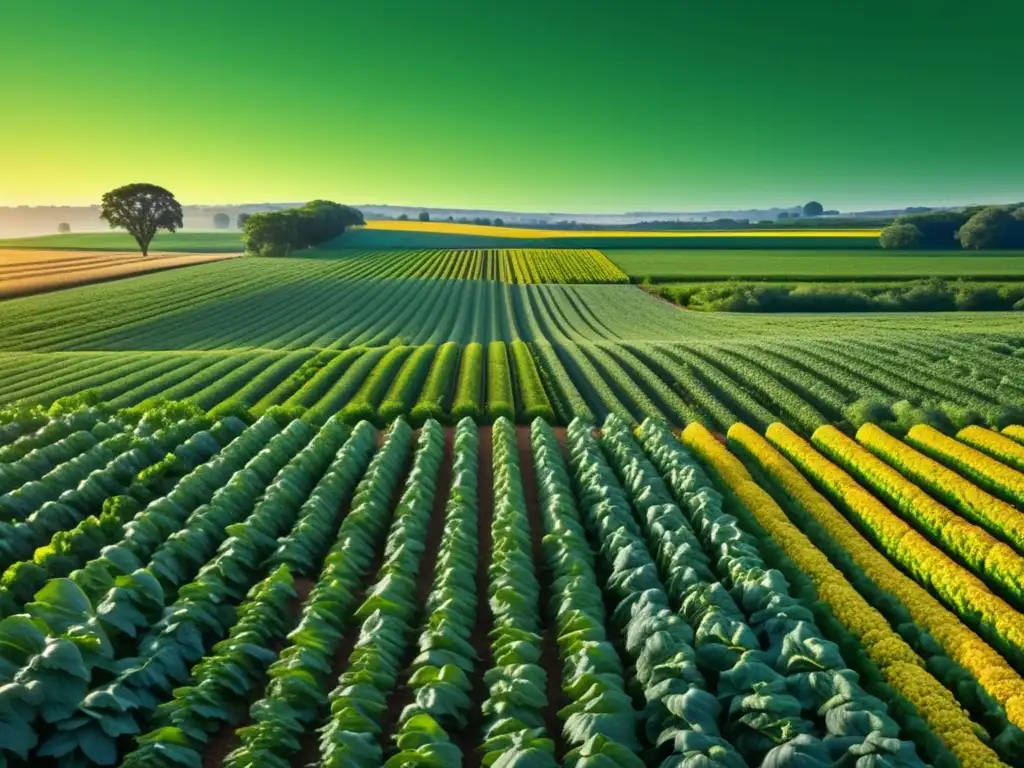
[1,0,1022,213]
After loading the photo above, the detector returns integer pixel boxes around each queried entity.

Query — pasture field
[0,249,239,298]
[609,248,1024,281]
[0,231,245,252]
[0,221,881,253]
[1,401,1023,766]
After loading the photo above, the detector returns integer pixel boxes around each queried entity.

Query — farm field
[0,249,239,298]
[1,252,1023,432]
[340,221,883,249]
[0,222,882,253]
[0,231,245,252]
[1,402,1023,767]
[608,248,1024,281]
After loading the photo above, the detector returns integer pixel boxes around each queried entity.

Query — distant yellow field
[362,220,882,238]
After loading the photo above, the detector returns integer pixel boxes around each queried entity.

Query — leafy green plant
[451,343,484,421]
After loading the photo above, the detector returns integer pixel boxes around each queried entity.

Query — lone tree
[213,212,230,229]
[99,183,183,256]
[237,213,251,229]
[802,201,824,217]
[418,211,430,222]
[57,222,71,234]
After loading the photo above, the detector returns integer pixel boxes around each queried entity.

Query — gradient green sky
[2,0,1021,212]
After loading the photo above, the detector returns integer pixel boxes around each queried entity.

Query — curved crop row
[566,418,748,766]
[451,342,484,420]
[388,417,479,764]
[857,423,1024,554]
[379,344,438,422]
[478,418,555,764]
[905,424,1024,509]
[0,420,131,522]
[959,425,1024,472]
[42,419,348,765]
[485,341,515,422]
[814,425,1024,608]
[68,415,282,605]
[122,565,298,766]
[224,418,414,768]
[339,345,414,424]
[317,419,446,766]
[0,417,117,495]
[509,340,554,423]
[0,417,241,615]
[267,420,379,577]
[755,424,1024,734]
[2,419,326,766]
[636,417,924,765]
[0,406,110,465]
[530,418,641,765]
[410,341,460,424]
[682,422,1007,768]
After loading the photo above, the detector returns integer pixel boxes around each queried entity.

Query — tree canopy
[802,201,824,217]
[213,212,230,229]
[57,223,71,234]
[879,222,923,249]
[241,200,364,256]
[99,183,183,256]
[418,211,430,222]
[957,207,1024,249]
[237,213,251,229]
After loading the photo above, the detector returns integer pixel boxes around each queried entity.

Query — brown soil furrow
[290,447,415,766]
[200,431,400,768]
[199,475,363,768]
[516,424,567,760]
[380,425,455,755]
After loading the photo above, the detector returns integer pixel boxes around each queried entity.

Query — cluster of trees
[779,202,838,219]
[652,277,1024,313]
[880,205,1024,250]
[240,200,365,256]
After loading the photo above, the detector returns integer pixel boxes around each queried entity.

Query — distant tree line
[651,277,1024,313]
[241,201,365,256]
[394,212,505,226]
[880,205,1024,250]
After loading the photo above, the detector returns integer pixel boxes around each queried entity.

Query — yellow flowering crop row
[857,423,1024,553]
[906,424,1024,509]
[755,423,1024,727]
[680,422,1008,767]
[1004,425,1024,445]
[959,425,1024,473]
[813,425,1024,604]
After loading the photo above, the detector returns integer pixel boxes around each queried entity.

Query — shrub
[450,343,484,420]
[485,342,514,422]
[510,340,555,423]
[879,222,923,249]
[410,342,460,425]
